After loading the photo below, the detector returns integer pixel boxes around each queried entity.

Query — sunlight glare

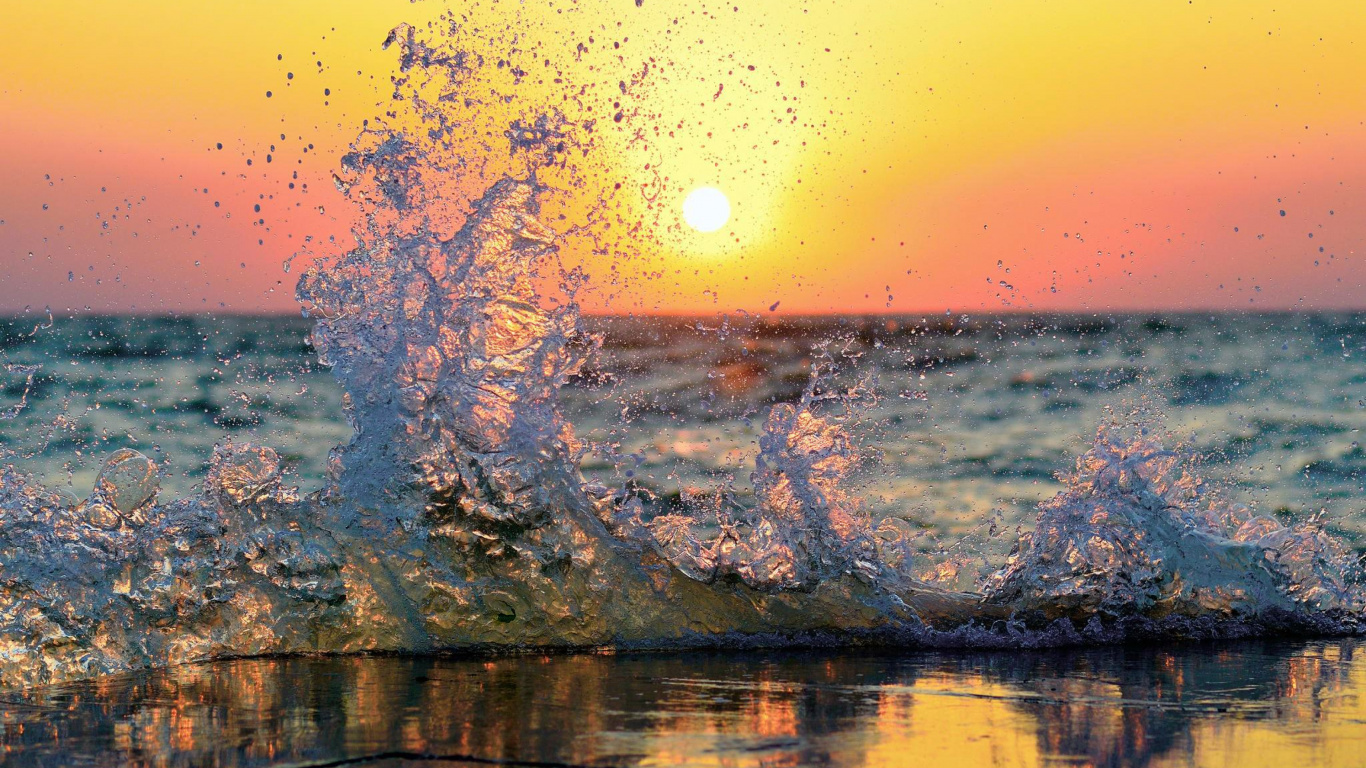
[682,186,731,233]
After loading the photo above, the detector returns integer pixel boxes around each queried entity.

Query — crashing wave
[985,430,1364,623]
[0,176,1360,687]
[0,19,1361,687]
[643,367,883,592]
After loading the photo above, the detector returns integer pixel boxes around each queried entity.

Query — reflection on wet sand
[1,641,1363,767]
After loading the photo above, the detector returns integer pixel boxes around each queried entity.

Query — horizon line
[5,307,1366,320]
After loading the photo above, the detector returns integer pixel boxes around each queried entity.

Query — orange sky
[1,0,1364,315]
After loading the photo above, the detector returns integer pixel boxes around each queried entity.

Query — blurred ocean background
[2,312,1364,569]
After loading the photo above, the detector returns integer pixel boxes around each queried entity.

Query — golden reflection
[1,643,1365,766]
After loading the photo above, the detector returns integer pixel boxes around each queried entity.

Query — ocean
[3,311,1364,589]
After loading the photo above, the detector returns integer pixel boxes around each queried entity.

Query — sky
[1,0,1364,315]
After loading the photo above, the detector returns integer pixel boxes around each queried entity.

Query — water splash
[299,176,591,530]
[0,364,39,420]
[985,429,1364,623]
[0,444,349,688]
[0,18,1362,687]
[644,359,884,591]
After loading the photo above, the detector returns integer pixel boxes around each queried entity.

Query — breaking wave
[0,15,1362,688]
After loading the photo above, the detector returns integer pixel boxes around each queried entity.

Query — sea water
[2,13,1366,765]
[4,310,1363,580]
[0,639,1362,767]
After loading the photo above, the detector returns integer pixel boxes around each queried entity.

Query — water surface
[2,641,1364,767]
[4,312,1364,571]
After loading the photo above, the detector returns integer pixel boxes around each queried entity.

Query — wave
[0,18,1362,688]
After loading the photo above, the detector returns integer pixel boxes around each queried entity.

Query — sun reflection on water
[2,641,1364,767]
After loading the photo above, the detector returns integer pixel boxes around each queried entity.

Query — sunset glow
[1,1,1364,315]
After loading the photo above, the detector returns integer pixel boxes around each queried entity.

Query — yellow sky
[2,0,1364,314]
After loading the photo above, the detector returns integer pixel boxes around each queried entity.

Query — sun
[682,186,731,233]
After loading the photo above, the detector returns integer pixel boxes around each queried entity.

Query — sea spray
[0,18,1362,688]
[0,174,1358,685]
[644,353,886,591]
[298,176,593,530]
[985,429,1365,622]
